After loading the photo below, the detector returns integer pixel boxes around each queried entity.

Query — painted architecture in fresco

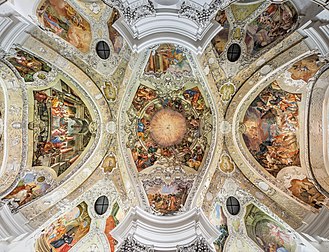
[144,44,192,77]
[31,80,92,176]
[104,202,124,251]
[245,204,296,252]
[211,11,230,57]
[209,202,229,252]
[128,84,210,172]
[2,173,51,210]
[37,0,92,53]
[143,179,193,215]
[245,3,298,55]
[108,8,124,54]
[243,81,301,177]
[7,49,52,82]
[36,202,91,252]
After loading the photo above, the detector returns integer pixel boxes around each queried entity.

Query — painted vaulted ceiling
[0,0,329,251]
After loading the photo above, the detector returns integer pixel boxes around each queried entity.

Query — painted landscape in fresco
[210,202,229,252]
[32,80,92,176]
[245,204,296,252]
[212,11,230,57]
[287,55,324,82]
[130,85,208,172]
[7,50,52,82]
[104,202,124,252]
[143,179,193,215]
[37,0,92,53]
[243,81,301,177]
[2,173,51,210]
[108,8,124,54]
[144,44,191,77]
[37,202,91,252]
[245,3,298,55]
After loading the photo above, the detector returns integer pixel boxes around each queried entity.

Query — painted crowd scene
[31,80,92,176]
[245,3,298,55]
[129,84,209,172]
[243,81,301,177]
[144,44,192,77]
[143,179,193,215]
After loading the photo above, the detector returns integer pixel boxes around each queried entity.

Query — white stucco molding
[111,206,219,251]
[114,13,221,54]
[0,204,33,242]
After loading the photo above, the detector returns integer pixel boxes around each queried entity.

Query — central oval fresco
[131,85,210,172]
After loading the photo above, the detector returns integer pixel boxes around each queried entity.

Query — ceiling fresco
[31,80,92,176]
[35,201,91,251]
[0,0,329,251]
[122,43,216,216]
[37,0,92,53]
[245,204,297,252]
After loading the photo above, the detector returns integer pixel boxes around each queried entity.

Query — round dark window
[227,43,241,62]
[96,41,111,60]
[94,195,109,215]
[226,196,240,215]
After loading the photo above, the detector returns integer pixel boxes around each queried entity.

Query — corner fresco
[144,44,192,77]
[30,80,92,176]
[245,3,298,55]
[209,202,229,252]
[104,202,124,251]
[36,202,91,252]
[2,173,51,210]
[143,178,193,215]
[211,11,230,58]
[286,55,325,83]
[37,0,92,53]
[277,167,326,209]
[7,49,52,82]
[242,81,301,177]
[108,8,124,54]
[245,204,296,252]
[128,84,211,172]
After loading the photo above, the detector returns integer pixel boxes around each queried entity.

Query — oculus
[96,41,111,60]
[94,195,109,215]
[226,196,240,215]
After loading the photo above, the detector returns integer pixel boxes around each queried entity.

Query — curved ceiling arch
[1,0,329,251]
[226,48,329,214]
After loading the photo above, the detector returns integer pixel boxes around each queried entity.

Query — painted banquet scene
[0,1,329,252]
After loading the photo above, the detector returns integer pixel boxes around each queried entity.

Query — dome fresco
[0,0,328,252]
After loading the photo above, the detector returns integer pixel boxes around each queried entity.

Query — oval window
[227,43,241,62]
[226,196,240,215]
[94,195,109,215]
[96,41,111,60]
